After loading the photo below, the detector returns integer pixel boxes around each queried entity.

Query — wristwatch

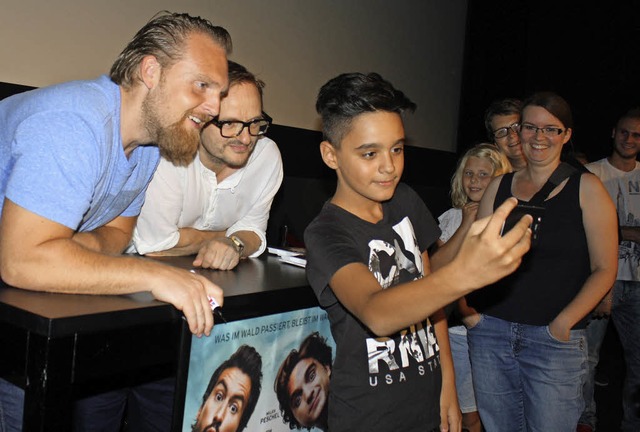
[228,235,245,256]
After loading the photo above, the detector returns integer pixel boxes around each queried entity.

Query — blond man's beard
[155,118,200,166]
[142,86,201,167]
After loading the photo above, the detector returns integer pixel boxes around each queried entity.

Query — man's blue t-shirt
[0,75,160,232]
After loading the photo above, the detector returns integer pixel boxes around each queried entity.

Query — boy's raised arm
[328,197,532,336]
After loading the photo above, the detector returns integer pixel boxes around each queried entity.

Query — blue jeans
[578,315,609,428]
[73,377,174,432]
[0,379,23,432]
[449,325,477,413]
[0,377,173,432]
[611,280,640,432]
[467,314,587,432]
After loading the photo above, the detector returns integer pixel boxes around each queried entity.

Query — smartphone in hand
[501,204,545,245]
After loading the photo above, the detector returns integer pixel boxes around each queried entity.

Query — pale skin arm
[424,252,462,431]
[476,176,501,220]
[549,174,618,340]
[431,204,480,345]
[328,197,532,337]
[592,287,613,317]
[460,178,502,326]
[147,228,261,270]
[0,199,223,336]
[431,202,479,271]
[147,227,226,256]
[432,306,462,432]
[430,210,472,431]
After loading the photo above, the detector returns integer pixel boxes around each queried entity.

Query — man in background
[484,98,527,171]
[0,11,230,431]
[131,61,283,271]
[579,108,640,432]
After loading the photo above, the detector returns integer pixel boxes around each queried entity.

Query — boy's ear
[320,140,338,170]
[139,55,162,90]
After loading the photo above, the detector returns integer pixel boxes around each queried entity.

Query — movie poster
[182,307,335,432]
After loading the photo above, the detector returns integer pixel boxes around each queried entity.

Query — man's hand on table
[150,266,224,337]
[193,238,241,270]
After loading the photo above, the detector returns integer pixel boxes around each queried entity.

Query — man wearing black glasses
[484,98,527,172]
[130,61,283,270]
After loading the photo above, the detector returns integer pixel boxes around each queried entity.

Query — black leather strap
[528,162,578,205]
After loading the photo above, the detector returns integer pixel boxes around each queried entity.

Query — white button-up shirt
[130,137,283,256]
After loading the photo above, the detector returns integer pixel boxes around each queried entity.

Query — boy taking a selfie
[304,72,532,431]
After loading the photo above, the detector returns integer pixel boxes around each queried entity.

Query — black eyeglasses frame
[209,111,273,138]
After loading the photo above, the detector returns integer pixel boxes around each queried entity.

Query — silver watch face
[230,236,244,253]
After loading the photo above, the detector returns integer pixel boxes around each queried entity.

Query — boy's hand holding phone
[455,197,533,291]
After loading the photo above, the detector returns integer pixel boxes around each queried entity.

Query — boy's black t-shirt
[304,183,442,432]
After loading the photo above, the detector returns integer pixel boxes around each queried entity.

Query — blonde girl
[436,143,511,432]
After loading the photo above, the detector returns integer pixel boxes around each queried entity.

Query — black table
[0,254,313,431]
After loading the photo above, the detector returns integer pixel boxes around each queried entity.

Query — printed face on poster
[181,307,335,432]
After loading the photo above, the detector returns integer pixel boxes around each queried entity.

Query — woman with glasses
[463,92,618,431]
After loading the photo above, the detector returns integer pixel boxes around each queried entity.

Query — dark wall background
[458,1,640,163]
[265,125,457,247]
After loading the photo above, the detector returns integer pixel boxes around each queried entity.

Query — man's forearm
[147,227,263,263]
[161,228,226,256]
[0,237,224,337]
[172,228,261,258]
[4,238,169,294]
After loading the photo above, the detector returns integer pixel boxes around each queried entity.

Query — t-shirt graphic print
[304,183,443,431]
[366,217,440,389]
